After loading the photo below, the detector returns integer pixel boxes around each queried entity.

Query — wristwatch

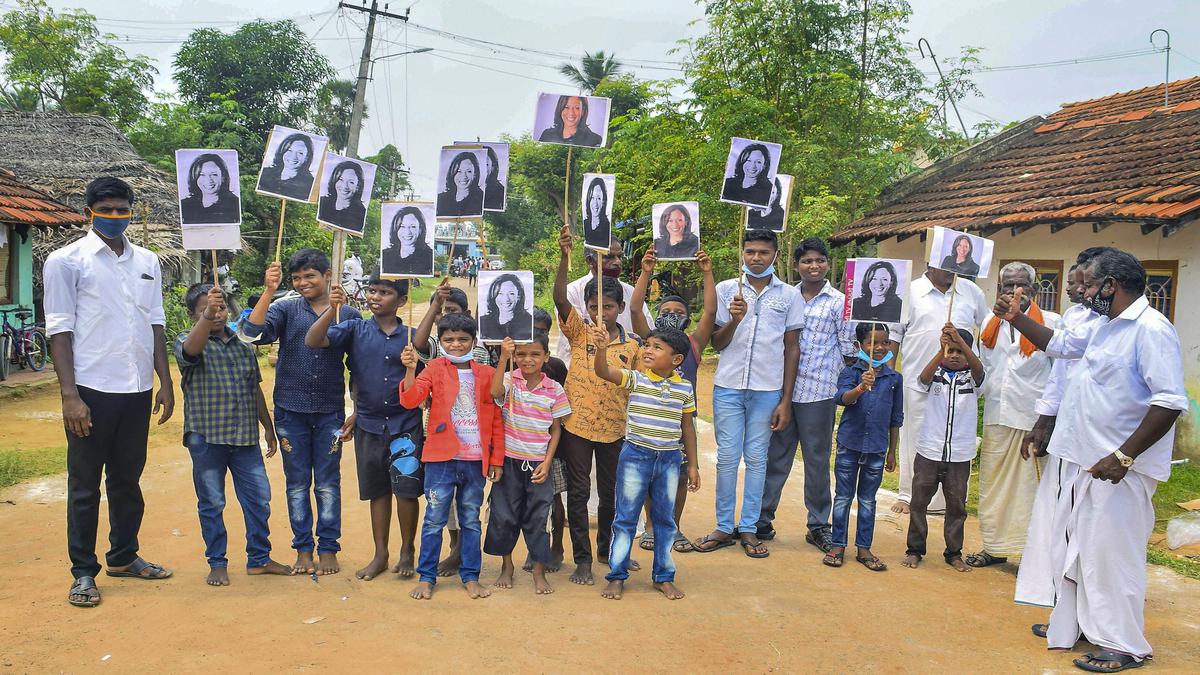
[1113,449,1134,468]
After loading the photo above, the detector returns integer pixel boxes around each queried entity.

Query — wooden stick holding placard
[943,273,958,358]
[866,329,876,391]
[445,221,460,279]
[737,215,747,294]
[407,277,414,343]
[210,250,220,287]
[564,146,573,268]
[274,199,287,262]
[332,231,346,321]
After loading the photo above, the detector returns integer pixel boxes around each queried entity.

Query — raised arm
[413,279,449,355]
[994,288,1055,350]
[919,340,944,387]
[304,286,346,348]
[589,323,622,385]
[183,286,225,357]
[553,225,574,322]
[946,323,986,385]
[490,338,514,403]
[243,262,282,337]
[688,250,718,350]
[629,248,656,339]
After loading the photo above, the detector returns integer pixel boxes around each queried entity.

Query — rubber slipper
[638,533,655,551]
[672,535,695,553]
[1031,624,1048,638]
[856,555,888,572]
[68,576,101,607]
[966,551,1007,568]
[740,538,769,559]
[106,557,172,580]
[692,534,735,553]
[822,551,844,568]
[1072,650,1144,673]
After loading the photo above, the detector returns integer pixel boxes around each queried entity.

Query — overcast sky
[12,0,1199,199]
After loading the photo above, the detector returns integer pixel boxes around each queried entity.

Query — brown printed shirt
[561,307,642,442]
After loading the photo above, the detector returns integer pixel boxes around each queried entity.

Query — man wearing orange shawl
[967,262,1062,568]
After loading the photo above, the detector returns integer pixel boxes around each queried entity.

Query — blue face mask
[742,263,776,279]
[89,210,130,240]
[443,350,475,364]
[857,349,893,368]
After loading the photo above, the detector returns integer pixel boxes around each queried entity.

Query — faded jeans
[607,443,682,583]
[713,386,781,534]
[274,407,344,554]
[830,447,886,549]
[418,460,485,584]
[184,432,273,568]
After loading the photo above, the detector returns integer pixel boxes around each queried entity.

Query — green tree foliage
[314,79,362,154]
[558,51,623,93]
[0,0,156,129]
[363,144,411,200]
[126,99,205,172]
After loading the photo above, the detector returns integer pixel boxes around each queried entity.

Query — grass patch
[1153,462,1200,533]
[0,446,64,489]
[1146,547,1200,581]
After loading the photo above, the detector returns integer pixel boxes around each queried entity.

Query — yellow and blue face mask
[88,208,131,239]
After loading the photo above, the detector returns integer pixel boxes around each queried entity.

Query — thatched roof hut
[0,111,188,272]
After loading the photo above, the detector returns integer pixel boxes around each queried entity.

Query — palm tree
[313,79,364,154]
[558,51,623,93]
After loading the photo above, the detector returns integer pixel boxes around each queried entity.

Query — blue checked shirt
[792,281,856,403]
[326,316,422,435]
[176,327,262,446]
[239,297,361,414]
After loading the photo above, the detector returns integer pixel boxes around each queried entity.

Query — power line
[424,51,575,88]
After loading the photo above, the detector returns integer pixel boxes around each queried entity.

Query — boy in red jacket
[400,313,504,600]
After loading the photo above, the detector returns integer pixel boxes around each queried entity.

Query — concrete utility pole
[340,0,409,158]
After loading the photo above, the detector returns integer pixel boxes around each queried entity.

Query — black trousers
[483,457,554,564]
[905,454,971,562]
[66,386,152,579]
[559,429,622,564]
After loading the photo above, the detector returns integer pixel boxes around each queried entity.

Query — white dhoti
[898,388,945,510]
[978,425,1045,556]
[1015,458,1157,660]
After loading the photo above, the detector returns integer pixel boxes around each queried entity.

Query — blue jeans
[418,460,485,584]
[273,407,344,553]
[184,432,273,568]
[712,386,781,534]
[830,447,886,549]
[607,443,682,583]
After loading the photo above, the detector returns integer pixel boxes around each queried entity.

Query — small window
[1141,260,1177,322]
[997,259,1063,312]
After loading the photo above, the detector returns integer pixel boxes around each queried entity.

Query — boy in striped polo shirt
[591,325,700,600]
[484,335,571,594]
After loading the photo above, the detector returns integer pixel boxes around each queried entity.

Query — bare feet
[410,581,433,600]
[901,554,922,569]
[317,552,340,575]
[292,551,316,575]
[570,562,594,585]
[464,580,492,598]
[355,555,389,580]
[891,501,910,514]
[437,553,461,578]
[391,548,415,578]
[546,550,564,573]
[494,559,515,589]
[654,581,685,600]
[532,563,554,594]
[601,580,624,599]
[521,556,534,573]
[247,560,292,576]
[206,567,230,586]
[947,557,972,573]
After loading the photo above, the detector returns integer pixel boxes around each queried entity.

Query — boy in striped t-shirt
[591,325,700,601]
[484,334,571,594]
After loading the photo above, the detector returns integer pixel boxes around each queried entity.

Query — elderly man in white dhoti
[995,247,1188,673]
[966,262,1062,568]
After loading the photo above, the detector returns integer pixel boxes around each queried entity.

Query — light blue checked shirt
[792,281,856,403]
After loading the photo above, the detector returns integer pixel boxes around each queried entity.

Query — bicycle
[0,307,48,380]
[342,274,371,311]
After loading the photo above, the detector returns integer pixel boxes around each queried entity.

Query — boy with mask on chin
[692,229,802,559]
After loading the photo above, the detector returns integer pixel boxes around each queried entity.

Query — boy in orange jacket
[399,313,504,600]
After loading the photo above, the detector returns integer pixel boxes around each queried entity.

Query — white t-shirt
[451,369,482,461]
[918,366,983,463]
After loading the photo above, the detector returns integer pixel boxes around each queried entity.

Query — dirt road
[2,279,1198,673]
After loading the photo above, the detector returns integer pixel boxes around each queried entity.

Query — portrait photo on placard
[457,141,509,212]
[532,92,611,148]
[581,173,616,251]
[175,149,242,226]
[929,225,994,279]
[843,257,911,324]
[255,125,328,203]
[316,153,376,235]
[435,145,487,219]
[745,173,793,232]
[720,137,782,209]
[380,202,437,278]
[477,270,535,343]
[652,201,701,261]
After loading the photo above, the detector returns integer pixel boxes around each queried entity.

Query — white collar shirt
[979,307,1062,431]
[891,274,989,392]
[1045,296,1188,481]
[42,231,165,393]
[919,366,983,462]
[792,280,856,403]
[714,275,804,391]
[555,273,648,365]
[1033,303,1099,417]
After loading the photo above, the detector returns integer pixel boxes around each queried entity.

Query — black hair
[484,145,501,184]
[951,234,973,257]
[648,328,690,357]
[288,248,330,275]
[794,236,829,261]
[389,206,427,249]
[186,153,232,198]
[862,260,899,298]
[532,306,553,327]
[657,294,690,314]
[743,228,778,250]
[953,328,974,349]
[551,95,590,134]
[247,293,262,308]
[732,143,771,184]
[855,322,890,342]
[1075,246,1112,266]
[585,276,624,304]
[185,282,220,314]
[430,287,471,314]
[657,203,691,238]
[85,176,135,207]
[486,273,527,318]
[584,237,622,263]
[525,330,551,352]
[437,312,477,338]
[366,271,409,297]
[1085,248,1146,294]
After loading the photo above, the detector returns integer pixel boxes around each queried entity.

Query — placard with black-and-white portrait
[255,125,329,203]
[380,202,437,278]
[842,257,912,325]
[456,140,509,212]
[581,173,616,251]
[928,225,994,279]
[652,201,701,261]
[435,145,487,220]
[745,173,793,232]
[477,270,535,344]
[720,137,782,209]
[533,93,611,148]
[175,149,242,226]
[316,152,376,235]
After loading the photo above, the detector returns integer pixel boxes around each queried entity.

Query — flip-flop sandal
[966,551,1007,568]
[68,576,101,607]
[740,537,770,559]
[106,557,173,580]
[639,533,655,551]
[1073,650,1144,673]
[822,551,844,567]
[672,535,695,553]
[856,555,888,572]
[1031,624,1048,638]
[692,534,735,553]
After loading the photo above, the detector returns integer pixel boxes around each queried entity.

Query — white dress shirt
[43,231,165,393]
[1033,303,1100,417]
[979,307,1062,431]
[555,273,648,365]
[891,274,989,392]
[713,275,804,391]
[919,366,983,462]
[1045,296,1188,481]
[792,281,855,403]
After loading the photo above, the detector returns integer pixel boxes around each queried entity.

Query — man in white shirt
[967,262,1061,568]
[555,239,648,366]
[890,265,989,513]
[44,177,175,608]
[1001,248,1187,673]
